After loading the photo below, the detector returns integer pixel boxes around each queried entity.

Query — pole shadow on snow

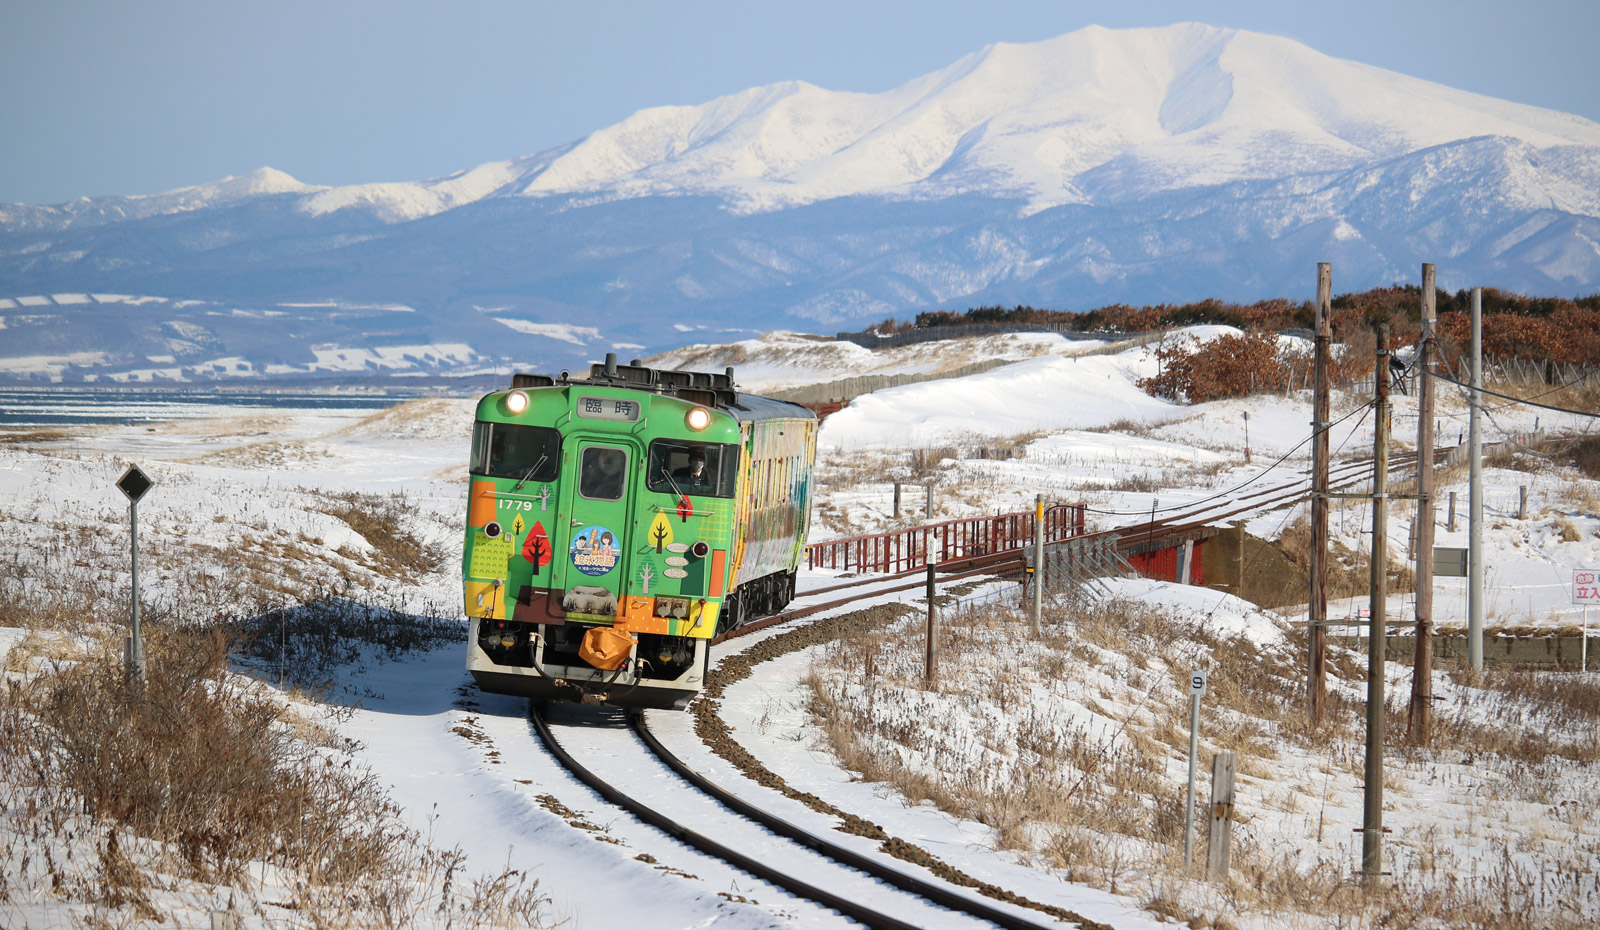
[229,597,468,715]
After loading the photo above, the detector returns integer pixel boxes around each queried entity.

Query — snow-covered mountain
[3,23,1598,384]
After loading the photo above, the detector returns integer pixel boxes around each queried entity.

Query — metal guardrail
[806,504,1086,574]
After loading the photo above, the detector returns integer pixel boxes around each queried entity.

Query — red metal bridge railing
[805,504,1086,575]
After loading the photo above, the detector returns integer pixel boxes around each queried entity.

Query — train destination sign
[577,396,641,422]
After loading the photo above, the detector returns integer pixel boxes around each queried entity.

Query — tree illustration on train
[463,354,818,709]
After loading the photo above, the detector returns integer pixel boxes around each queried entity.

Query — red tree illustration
[522,521,553,575]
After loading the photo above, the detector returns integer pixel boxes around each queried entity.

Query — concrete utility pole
[1363,324,1391,887]
[1183,669,1207,871]
[1469,287,1485,671]
[1308,263,1332,725]
[925,563,938,686]
[1411,265,1437,744]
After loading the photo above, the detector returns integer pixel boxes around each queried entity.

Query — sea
[0,386,451,430]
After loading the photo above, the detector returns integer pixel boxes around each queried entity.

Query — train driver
[672,447,714,489]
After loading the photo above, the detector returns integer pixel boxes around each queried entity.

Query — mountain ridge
[1,23,1597,384]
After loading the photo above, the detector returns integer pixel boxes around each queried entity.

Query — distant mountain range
[2,23,1597,384]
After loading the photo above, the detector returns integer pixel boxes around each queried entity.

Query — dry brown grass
[337,398,470,445]
[1276,515,1416,603]
[1081,417,1159,436]
[803,594,1599,928]
[0,610,541,927]
[183,438,330,470]
[0,426,80,445]
[311,488,447,580]
[4,626,387,883]
[0,623,553,927]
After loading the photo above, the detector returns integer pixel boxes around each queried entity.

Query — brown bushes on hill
[1138,331,1284,403]
[902,285,1600,367]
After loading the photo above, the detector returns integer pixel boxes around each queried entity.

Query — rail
[531,702,1073,930]
[805,503,1086,574]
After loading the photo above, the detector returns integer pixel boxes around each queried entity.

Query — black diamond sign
[116,465,153,503]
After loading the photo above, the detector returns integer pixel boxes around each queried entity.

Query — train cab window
[579,446,628,500]
[472,422,560,482]
[647,441,736,498]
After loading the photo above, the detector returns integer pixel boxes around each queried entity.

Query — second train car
[462,354,817,709]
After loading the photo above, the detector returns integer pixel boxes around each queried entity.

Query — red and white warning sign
[1573,570,1600,605]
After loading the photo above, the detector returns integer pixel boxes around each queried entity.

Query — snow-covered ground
[1,327,1596,928]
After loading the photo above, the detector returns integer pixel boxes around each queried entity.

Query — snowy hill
[2,23,1599,384]
[4,325,1598,927]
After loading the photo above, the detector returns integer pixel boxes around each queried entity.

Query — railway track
[710,446,1433,647]
[519,446,1437,925]
[531,701,1088,930]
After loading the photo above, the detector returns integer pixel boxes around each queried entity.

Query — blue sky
[3,0,1596,205]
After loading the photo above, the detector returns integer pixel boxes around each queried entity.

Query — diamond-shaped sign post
[117,465,154,680]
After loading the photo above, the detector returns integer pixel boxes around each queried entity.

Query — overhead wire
[1080,399,1375,516]
[1426,365,1599,458]
[1427,369,1600,419]
[1079,347,1590,520]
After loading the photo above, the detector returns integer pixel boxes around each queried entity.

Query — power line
[1427,369,1600,419]
[1082,400,1375,516]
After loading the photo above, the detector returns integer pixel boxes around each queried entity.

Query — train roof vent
[587,362,657,387]
[659,370,710,390]
[675,387,738,408]
[511,372,555,388]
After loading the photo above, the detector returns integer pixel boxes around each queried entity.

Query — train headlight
[504,390,529,415]
[686,406,711,431]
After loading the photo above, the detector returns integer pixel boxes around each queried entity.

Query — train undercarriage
[468,569,797,710]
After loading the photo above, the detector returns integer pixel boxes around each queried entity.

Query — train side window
[472,422,561,482]
[646,441,736,498]
[579,446,628,500]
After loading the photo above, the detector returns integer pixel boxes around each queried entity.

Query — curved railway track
[531,701,1082,930]
[520,445,1434,926]
[710,446,1431,646]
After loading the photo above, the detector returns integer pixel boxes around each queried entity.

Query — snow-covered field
[1,327,1597,928]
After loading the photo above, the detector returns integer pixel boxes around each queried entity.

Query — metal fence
[806,504,1086,574]
[1024,533,1139,606]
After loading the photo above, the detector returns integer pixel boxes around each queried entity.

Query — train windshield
[471,422,561,482]
[646,440,737,498]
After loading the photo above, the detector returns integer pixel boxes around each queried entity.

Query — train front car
[462,358,817,710]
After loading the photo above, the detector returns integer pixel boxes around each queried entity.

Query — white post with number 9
[1184,668,1207,870]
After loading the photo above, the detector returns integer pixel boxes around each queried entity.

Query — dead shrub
[0,621,553,927]
[908,445,957,479]
[5,625,398,883]
[1138,331,1287,403]
[312,488,446,578]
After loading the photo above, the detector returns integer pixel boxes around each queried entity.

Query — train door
[555,441,636,620]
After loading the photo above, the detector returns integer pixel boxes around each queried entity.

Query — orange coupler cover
[579,627,635,671]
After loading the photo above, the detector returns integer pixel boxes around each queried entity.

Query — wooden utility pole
[1308,263,1332,725]
[1363,324,1391,888]
[1410,264,1437,745]
[1205,751,1236,880]
[1031,494,1045,634]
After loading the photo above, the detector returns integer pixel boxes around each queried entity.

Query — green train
[462,354,818,709]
